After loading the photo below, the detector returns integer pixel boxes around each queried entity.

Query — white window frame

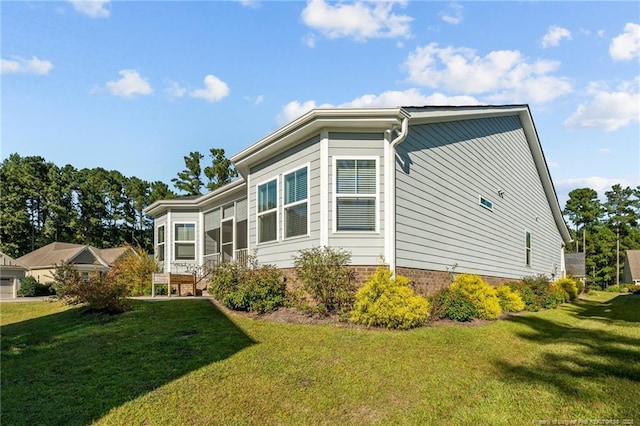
[525,230,532,267]
[256,176,279,245]
[156,224,166,261]
[479,195,494,211]
[282,163,311,240]
[332,156,379,234]
[220,206,235,263]
[174,222,196,261]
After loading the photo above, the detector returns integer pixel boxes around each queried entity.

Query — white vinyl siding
[174,223,196,260]
[395,116,564,279]
[283,166,309,239]
[334,158,377,232]
[257,178,278,243]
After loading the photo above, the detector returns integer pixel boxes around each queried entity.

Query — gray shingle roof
[17,242,129,269]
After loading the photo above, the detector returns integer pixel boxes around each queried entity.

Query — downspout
[386,115,409,276]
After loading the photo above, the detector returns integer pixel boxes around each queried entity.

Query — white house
[144,105,572,294]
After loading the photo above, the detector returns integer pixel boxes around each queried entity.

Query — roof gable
[0,252,28,270]
[625,250,640,281]
[17,242,127,269]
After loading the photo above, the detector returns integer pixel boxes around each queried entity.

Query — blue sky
[2,1,639,208]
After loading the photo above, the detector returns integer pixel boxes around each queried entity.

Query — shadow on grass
[496,294,640,416]
[1,300,255,425]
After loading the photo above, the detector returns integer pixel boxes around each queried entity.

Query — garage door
[0,277,15,299]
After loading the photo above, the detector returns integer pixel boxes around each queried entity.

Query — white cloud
[598,148,611,154]
[541,25,571,48]
[440,2,463,25]
[609,22,640,61]
[277,88,482,125]
[548,161,560,169]
[244,94,264,105]
[304,34,317,48]
[404,43,572,104]
[564,78,640,131]
[1,56,53,75]
[301,0,412,42]
[235,0,260,8]
[190,74,229,103]
[597,29,606,38]
[105,69,153,97]
[557,177,632,194]
[166,81,187,98]
[68,0,110,18]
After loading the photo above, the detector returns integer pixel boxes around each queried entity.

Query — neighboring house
[564,252,586,282]
[623,250,640,285]
[0,252,28,299]
[144,105,572,294]
[17,242,130,283]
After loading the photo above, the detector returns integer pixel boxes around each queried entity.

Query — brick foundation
[396,266,518,297]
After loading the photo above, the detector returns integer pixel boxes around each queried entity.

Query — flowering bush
[450,274,502,320]
[495,284,525,313]
[350,268,429,329]
[429,286,477,322]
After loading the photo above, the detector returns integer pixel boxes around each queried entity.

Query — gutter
[385,113,410,275]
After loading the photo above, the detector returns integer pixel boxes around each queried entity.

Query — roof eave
[144,178,245,217]
[231,108,407,177]
[517,107,573,244]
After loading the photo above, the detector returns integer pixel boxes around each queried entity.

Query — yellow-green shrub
[450,274,502,320]
[555,277,579,301]
[350,268,429,330]
[495,284,525,313]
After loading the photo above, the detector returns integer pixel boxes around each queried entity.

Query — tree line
[0,149,235,258]
[563,185,640,287]
[2,149,638,287]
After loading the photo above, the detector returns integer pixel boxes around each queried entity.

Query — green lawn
[1,292,638,425]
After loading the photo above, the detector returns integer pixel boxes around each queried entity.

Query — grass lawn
[1,291,638,425]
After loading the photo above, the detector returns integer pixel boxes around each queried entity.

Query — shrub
[555,277,579,301]
[208,259,286,314]
[574,278,585,295]
[450,274,502,320]
[350,268,429,329]
[109,244,159,296]
[495,284,525,313]
[17,276,53,297]
[293,246,356,315]
[429,286,477,322]
[518,275,565,310]
[53,264,131,314]
[18,277,54,297]
[506,281,539,311]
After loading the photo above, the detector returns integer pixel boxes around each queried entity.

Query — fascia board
[232,108,405,176]
[517,109,572,244]
[143,179,245,216]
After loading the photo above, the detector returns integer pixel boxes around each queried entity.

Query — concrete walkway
[0,296,214,303]
[129,296,214,302]
[0,296,55,303]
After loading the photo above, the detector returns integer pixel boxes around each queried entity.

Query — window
[525,231,532,267]
[156,225,165,261]
[479,196,493,211]
[174,223,195,260]
[257,179,277,243]
[284,166,308,238]
[204,209,220,256]
[335,159,376,232]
